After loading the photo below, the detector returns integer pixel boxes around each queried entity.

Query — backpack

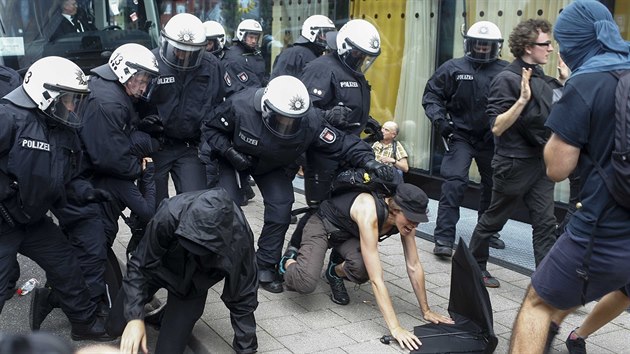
[330,166,403,197]
[588,70,630,210]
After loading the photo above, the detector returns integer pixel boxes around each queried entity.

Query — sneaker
[481,270,500,288]
[544,321,560,353]
[489,233,506,249]
[325,261,349,305]
[433,245,453,257]
[278,246,298,275]
[29,287,54,330]
[565,330,587,354]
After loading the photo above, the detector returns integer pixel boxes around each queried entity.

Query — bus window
[0,0,160,74]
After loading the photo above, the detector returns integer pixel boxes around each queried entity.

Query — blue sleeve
[545,80,591,149]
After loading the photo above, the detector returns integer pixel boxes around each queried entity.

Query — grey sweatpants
[284,214,368,294]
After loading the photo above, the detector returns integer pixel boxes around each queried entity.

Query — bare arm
[400,232,453,324]
[350,194,421,350]
[544,133,580,181]
[492,68,532,136]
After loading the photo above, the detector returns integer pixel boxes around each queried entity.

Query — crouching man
[281,183,453,351]
[106,188,258,354]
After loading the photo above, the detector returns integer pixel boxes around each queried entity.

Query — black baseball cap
[393,183,429,223]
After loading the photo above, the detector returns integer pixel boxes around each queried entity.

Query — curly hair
[508,19,552,58]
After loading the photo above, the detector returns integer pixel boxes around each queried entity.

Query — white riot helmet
[296,15,336,49]
[203,21,226,54]
[21,56,89,127]
[260,75,309,138]
[160,13,207,70]
[235,19,262,51]
[108,43,159,100]
[336,19,381,74]
[464,21,503,63]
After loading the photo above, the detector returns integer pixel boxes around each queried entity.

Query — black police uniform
[299,52,373,205]
[422,56,508,249]
[0,91,103,334]
[107,189,258,354]
[270,42,322,79]
[301,53,372,136]
[219,46,262,95]
[53,65,145,305]
[146,49,226,202]
[223,42,268,87]
[200,87,376,290]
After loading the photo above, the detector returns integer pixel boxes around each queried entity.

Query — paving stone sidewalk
[2,184,629,353]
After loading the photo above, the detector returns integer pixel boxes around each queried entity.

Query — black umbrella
[411,240,498,353]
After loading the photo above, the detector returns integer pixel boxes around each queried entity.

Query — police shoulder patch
[237,72,249,82]
[224,72,232,87]
[319,127,336,144]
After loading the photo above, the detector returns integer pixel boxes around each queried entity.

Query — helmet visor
[314,28,335,48]
[160,37,204,70]
[464,39,502,63]
[342,48,378,74]
[263,112,302,139]
[125,70,159,101]
[206,37,224,53]
[48,92,89,127]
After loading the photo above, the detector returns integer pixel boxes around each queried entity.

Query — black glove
[364,160,395,181]
[224,147,252,171]
[435,118,454,139]
[323,105,354,129]
[363,116,384,143]
[137,114,164,136]
[79,188,113,205]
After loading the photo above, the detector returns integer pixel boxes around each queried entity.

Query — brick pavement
[2,185,630,353]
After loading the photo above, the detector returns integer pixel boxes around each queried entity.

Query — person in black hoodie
[106,188,259,354]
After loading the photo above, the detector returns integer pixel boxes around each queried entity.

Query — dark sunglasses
[531,41,552,47]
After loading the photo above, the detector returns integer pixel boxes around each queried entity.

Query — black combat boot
[71,316,114,341]
[29,287,55,330]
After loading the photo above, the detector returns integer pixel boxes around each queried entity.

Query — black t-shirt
[546,71,630,239]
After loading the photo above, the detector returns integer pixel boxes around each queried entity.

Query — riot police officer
[202,20,257,204]
[0,56,111,340]
[223,19,268,87]
[270,14,336,79]
[200,75,394,293]
[422,21,508,257]
[287,20,382,279]
[204,20,253,96]
[138,13,225,202]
